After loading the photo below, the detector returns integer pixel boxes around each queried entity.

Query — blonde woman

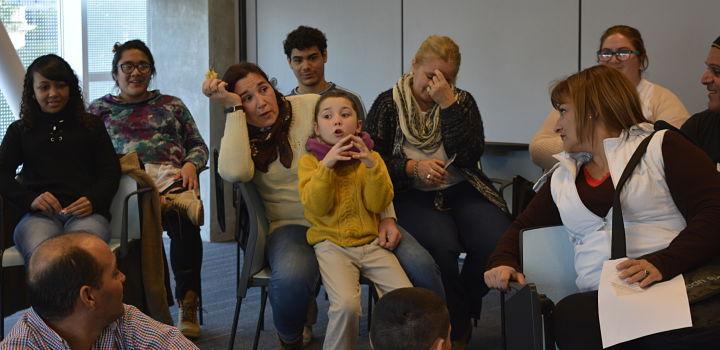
[366,35,510,347]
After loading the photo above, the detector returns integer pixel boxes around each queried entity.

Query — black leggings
[554,291,720,350]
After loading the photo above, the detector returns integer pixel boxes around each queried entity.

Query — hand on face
[427,69,457,109]
[321,135,354,168]
[202,77,242,109]
[416,159,447,186]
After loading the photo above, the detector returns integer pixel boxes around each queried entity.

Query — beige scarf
[392,73,443,152]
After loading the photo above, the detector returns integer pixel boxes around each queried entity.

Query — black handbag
[611,123,720,326]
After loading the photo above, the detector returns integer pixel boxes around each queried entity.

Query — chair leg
[1,265,4,341]
[227,293,245,350]
[253,287,268,350]
[198,283,204,325]
[500,292,507,350]
[366,284,373,330]
[259,287,268,331]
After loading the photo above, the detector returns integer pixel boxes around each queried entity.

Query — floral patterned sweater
[88,91,208,171]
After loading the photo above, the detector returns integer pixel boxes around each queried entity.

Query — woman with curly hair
[0,54,120,262]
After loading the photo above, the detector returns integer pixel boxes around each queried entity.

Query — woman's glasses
[118,62,152,74]
[596,49,641,62]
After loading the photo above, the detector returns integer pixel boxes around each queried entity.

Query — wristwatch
[224,105,243,114]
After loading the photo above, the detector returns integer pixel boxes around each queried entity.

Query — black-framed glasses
[118,62,152,74]
[596,49,641,62]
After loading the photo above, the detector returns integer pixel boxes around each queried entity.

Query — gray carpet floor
[3,239,503,349]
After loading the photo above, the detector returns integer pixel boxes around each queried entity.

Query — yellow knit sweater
[299,151,393,246]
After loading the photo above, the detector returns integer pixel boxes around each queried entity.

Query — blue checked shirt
[0,305,197,349]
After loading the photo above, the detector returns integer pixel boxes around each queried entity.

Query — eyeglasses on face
[596,49,641,62]
[118,62,152,74]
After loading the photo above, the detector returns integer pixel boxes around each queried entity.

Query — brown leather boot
[177,290,200,339]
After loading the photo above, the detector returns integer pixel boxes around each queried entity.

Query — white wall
[246,0,720,182]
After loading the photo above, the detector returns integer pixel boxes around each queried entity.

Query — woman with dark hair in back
[530,25,690,170]
[0,54,120,262]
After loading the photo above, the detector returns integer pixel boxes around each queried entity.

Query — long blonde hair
[413,35,461,77]
[551,65,648,145]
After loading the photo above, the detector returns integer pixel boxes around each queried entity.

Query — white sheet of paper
[598,259,692,348]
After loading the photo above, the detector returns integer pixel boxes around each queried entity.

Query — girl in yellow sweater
[298,91,412,350]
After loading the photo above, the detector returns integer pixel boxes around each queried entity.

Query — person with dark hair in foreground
[370,287,450,350]
[0,232,196,349]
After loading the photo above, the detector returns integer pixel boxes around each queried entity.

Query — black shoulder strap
[610,131,658,259]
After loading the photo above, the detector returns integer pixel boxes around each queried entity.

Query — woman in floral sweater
[88,40,208,339]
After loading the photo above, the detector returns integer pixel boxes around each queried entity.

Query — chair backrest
[235,181,268,297]
[109,174,143,241]
[521,225,578,303]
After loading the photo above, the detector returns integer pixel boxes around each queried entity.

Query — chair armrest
[118,186,152,259]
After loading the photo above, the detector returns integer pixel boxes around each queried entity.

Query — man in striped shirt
[0,232,196,349]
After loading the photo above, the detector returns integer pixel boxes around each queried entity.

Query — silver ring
[426,174,432,180]
[643,269,649,277]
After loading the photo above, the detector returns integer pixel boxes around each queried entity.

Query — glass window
[86,0,147,101]
[0,0,60,139]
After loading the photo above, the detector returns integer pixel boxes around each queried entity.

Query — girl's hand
[202,77,242,110]
[348,135,376,168]
[322,135,354,168]
[416,159,447,185]
[427,69,456,109]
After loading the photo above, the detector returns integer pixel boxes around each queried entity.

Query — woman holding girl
[203,62,441,349]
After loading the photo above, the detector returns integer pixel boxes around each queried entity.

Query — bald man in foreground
[0,232,197,349]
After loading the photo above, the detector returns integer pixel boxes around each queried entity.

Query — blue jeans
[267,223,443,342]
[394,182,511,341]
[13,212,111,262]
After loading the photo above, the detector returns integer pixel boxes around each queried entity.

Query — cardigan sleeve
[641,131,720,280]
[0,122,36,210]
[486,180,562,271]
[440,90,484,169]
[218,110,255,183]
[366,89,414,191]
[529,110,563,170]
[361,152,394,214]
[86,118,121,214]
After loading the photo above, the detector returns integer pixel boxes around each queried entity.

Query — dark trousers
[554,291,720,350]
[162,209,202,299]
[394,181,510,341]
